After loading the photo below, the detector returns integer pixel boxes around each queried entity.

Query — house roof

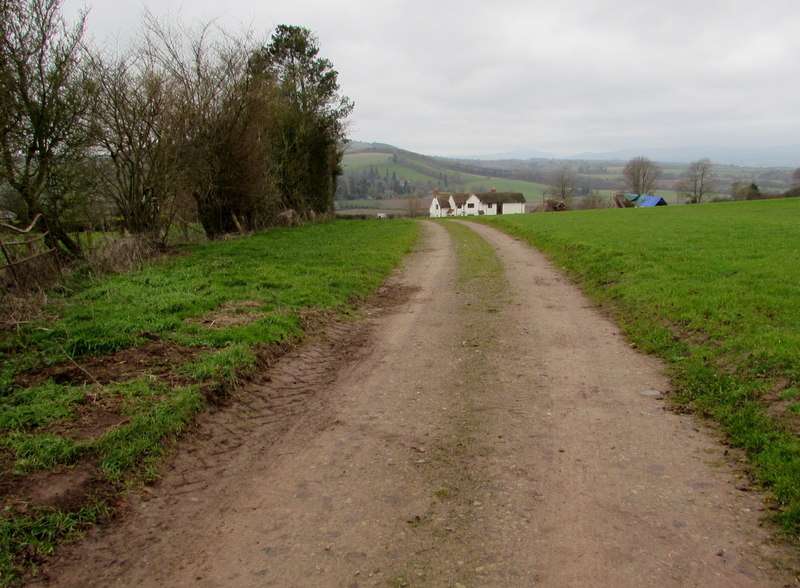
[479,192,525,205]
[434,195,450,208]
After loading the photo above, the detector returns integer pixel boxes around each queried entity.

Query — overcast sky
[62,0,800,158]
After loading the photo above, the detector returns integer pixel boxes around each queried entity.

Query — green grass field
[343,152,550,200]
[478,198,800,533]
[0,220,420,582]
[344,153,438,184]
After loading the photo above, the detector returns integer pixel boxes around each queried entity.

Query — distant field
[344,153,393,168]
[342,152,550,200]
[343,153,436,184]
[478,198,800,532]
[335,198,410,217]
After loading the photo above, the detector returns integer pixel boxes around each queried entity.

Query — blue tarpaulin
[638,196,667,207]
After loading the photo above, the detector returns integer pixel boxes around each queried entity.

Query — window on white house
[467,203,475,208]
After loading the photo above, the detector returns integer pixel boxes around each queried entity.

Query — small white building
[429,190,526,218]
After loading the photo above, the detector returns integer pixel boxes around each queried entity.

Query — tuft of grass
[1,432,86,473]
[178,345,257,384]
[435,487,453,501]
[0,382,85,430]
[479,197,800,534]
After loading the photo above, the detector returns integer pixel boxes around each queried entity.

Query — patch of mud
[762,379,800,437]
[368,279,420,311]
[45,394,130,441]
[15,340,205,388]
[1,458,112,513]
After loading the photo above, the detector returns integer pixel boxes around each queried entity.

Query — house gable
[429,191,452,217]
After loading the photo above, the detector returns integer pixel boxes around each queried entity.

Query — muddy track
[28,283,411,586]
[30,221,795,587]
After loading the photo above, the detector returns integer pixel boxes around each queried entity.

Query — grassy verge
[0,219,419,582]
[478,198,800,534]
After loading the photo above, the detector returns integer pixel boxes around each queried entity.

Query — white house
[429,190,526,218]
[429,193,452,217]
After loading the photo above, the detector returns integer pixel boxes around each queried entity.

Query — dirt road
[34,221,790,586]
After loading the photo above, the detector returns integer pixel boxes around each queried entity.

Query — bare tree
[405,194,423,218]
[547,165,577,206]
[141,14,271,238]
[90,49,180,242]
[0,0,94,256]
[623,156,662,195]
[676,158,715,204]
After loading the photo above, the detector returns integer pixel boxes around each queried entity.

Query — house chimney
[491,188,497,193]
[433,189,440,195]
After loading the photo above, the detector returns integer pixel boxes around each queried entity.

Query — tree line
[0,0,352,258]
[545,156,800,208]
[623,156,800,203]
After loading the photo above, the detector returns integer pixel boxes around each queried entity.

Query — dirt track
[33,221,792,586]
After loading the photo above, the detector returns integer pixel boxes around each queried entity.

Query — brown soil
[14,339,204,388]
[184,300,267,330]
[26,221,797,586]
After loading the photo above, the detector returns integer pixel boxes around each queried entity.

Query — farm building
[613,193,668,208]
[429,190,526,218]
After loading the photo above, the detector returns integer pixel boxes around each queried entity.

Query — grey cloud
[63,0,800,159]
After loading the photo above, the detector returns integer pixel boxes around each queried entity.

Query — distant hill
[337,142,796,206]
[339,143,552,202]
[346,140,397,155]
[566,145,800,168]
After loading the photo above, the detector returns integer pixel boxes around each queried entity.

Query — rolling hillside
[335,141,796,215]
[337,143,551,206]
